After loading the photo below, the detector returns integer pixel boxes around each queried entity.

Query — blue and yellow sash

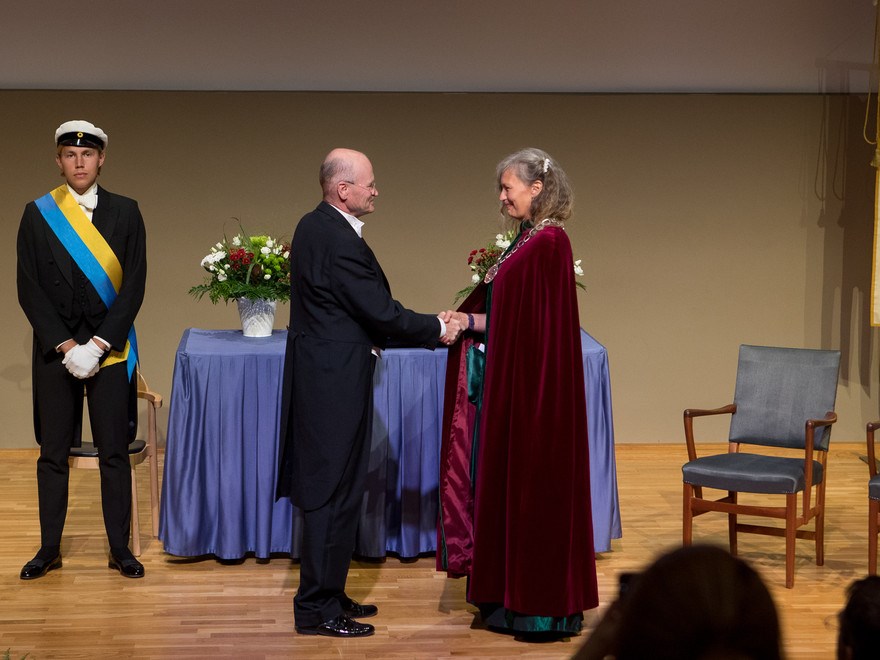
[34,185,138,380]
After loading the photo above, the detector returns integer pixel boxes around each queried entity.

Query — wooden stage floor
[0,443,873,659]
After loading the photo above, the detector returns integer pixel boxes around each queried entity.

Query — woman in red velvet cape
[438,148,598,635]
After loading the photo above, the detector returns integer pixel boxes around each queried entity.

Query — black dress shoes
[108,552,145,578]
[20,554,62,580]
[295,614,375,637]
[344,599,379,619]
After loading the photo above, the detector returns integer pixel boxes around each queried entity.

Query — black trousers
[293,381,373,627]
[33,346,133,551]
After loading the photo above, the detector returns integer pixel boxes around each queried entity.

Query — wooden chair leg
[870,498,879,576]
[728,491,737,556]
[815,501,825,567]
[785,493,797,589]
[148,445,160,538]
[815,474,827,567]
[683,483,693,545]
[130,465,141,557]
[147,404,160,537]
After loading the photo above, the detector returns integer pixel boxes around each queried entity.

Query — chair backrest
[728,345,840,451]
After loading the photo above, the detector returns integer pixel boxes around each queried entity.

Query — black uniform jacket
[276,201,439,510]
[16,185,147,441]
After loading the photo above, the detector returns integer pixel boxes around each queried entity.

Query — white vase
[236,298,276,337]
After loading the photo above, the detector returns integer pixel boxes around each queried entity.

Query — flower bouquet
[454,229,584,302]
[189,229,291,304]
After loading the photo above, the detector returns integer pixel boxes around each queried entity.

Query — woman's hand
[438,311,468,345]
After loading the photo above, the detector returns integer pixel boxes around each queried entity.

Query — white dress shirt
[67,183,98,221]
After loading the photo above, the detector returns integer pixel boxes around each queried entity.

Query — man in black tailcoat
[17,120,146,580]
[276,148,461,637]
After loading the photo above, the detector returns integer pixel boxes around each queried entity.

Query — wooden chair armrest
[802,412,836,458]
[683,404,736,461]
[684,404,737,419]
[806,411,837,429]
[801,412,837,507]
[137,389,163,408]
[868,420,880,477]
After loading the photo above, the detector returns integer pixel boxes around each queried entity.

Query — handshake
[438,310,482,346]
[61,339,107,379]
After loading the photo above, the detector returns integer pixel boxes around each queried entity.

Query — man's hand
[62,340,105,379]
[440,313,464,345]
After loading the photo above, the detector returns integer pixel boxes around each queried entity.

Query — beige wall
[1,91,876,448]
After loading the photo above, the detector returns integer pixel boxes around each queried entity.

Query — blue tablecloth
[159,328,621,559]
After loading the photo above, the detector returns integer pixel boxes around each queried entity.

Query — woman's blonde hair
[495,147,573,225]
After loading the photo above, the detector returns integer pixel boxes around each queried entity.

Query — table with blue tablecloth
[159,328,621,559]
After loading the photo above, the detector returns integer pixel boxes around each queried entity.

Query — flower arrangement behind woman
[189,229,291,304]
[455,229,584,302]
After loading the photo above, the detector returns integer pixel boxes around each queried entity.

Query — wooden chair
[68,370,162,556]
[867,421,880,575]
[682,345,840,588]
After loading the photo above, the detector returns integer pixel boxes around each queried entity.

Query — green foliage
[189,227,291,304]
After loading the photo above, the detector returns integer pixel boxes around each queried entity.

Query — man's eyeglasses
[343,181,377,193]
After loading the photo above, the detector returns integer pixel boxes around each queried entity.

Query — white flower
[495,234,511,249]
[261,246,271,255]
[472,273,481,284]
[217,271,227,282]
[215,241,224,250]
[266,238,275,248]
[283,251,290,259]
[263,273,271,280]
[232,235,242,247]
[573,259,584,277]
[201,251,226,268]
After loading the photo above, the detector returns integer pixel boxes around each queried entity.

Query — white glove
[63,341,104,379]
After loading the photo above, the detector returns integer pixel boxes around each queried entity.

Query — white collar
[329,203,365,238]
[67,183,98,211]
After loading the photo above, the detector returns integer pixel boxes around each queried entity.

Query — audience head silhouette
[837,575,880,660]
[577,544,781,660]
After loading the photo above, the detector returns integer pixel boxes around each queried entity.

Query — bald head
[320,148,378,218]
[320,149,367,195]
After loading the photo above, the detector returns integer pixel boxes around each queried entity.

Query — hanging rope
[865,0,880,166]
[869,1,880,325]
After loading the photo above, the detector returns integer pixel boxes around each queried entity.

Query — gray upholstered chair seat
[683,454,823,495]
[870,474,880,501]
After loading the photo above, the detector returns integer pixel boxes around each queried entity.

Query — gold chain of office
[483,218,564,284]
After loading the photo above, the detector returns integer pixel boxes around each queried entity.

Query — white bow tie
[73,191,97,211]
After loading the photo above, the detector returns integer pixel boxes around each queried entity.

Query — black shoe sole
[20,557,62,580]
[108,559,145,578]
[295,625,375,637]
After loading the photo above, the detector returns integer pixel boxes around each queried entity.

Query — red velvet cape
[438,225,598,617]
